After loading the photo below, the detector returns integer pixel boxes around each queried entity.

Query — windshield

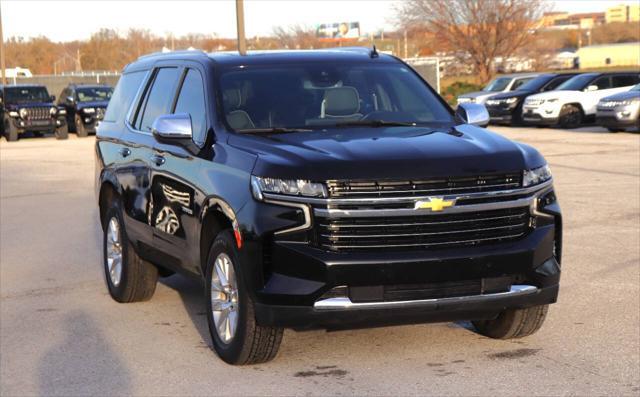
[218,62,453,131]
[556,74,597,91]
[483,77,511,92]
[631,84,640,91]
[5,86,50,103]
[517,75,553,92]
[76,87,113,102]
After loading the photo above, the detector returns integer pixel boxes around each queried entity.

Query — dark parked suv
[1,84,67,141]
[58,84,113,137]
[96,49,562,365]
[485,73,577,125]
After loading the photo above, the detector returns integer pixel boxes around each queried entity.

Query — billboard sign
[316,22,360,41]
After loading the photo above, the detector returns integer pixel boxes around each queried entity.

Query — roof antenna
[370,44,379,59]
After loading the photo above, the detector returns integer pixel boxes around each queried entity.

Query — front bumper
[487,106,516,124]
[521,104,561,126]
[243,182,562,330]
[11,117,57,132]
[596,105,640,129]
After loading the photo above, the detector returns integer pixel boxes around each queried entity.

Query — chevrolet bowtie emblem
[414,197,455,212]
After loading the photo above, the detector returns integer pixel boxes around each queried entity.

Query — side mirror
[151,113,193,143]
[585,85,598,92]
[455,103,490,127]
[66,96,75,104]
[50,95,56,102]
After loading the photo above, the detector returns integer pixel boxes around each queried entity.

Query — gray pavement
[1,126,639,396]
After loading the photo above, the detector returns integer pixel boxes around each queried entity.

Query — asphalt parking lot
[1,126,639,396]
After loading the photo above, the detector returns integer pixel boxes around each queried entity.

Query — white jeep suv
[521,72,640,128]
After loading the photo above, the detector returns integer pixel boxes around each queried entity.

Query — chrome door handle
[119,147,131,158]
[150,154,165,166]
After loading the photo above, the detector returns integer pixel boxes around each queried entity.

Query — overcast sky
[2,0,639,42]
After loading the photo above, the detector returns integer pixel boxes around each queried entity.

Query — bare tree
[272,25,322,49]
[396,0,547,83]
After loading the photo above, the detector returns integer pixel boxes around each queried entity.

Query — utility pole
[236,0,246,55]
[0,1,6,85]
[403,29,408,59]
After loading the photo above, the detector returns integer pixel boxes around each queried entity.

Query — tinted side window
[543,76,571,91]
[174,69,207,146]
[104,71,146,123]
[512,78,533,90]
[592,76,612,90]
[612,74,639,88]
[137,67,180,132]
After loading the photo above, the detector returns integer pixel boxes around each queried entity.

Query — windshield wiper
[236,127,312,134]
[334,120,417,128]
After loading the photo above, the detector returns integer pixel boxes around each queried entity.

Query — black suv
[1,84,67,141]
[485,73,577,126]
[96,49,562,365]
[58,84,113,137]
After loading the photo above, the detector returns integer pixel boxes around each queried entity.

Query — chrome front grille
[524,98,544,107]
[316,207,531,251]
[327,173,522,198]
[26,107,50,120]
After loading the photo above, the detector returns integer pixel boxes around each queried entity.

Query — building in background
[576,42,640,68]
[606,4,640,23]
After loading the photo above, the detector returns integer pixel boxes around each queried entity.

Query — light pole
[0,1,6,85]
[236,0,246,55]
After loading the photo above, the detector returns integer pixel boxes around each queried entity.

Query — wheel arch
[199,197,237,275]
[98,180,121,230]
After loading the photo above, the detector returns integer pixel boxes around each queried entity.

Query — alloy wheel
[211,253,239,344]
[106,217,123,287]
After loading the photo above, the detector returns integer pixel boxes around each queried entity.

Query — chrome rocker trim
[313,285,538,311]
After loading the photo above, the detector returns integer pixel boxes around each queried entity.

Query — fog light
[84,118,91,123]
[545,110,553,114]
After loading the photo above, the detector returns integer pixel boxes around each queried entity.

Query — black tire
[558,104,582,129]
[607,127,623,133]
[102,204,158,303]
[75,114,88,137]
[205,230,283,365]
[472,304,548,339]
[4,119,18,142]
[55,124,69,140]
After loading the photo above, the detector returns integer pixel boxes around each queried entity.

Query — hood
[600,90,640,102]
[5,101,54,110]
[489,90,533,100]
[77,101,109,109]
[526,90,583,101]
[228,125,545,181]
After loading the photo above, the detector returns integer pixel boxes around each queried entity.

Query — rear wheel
[473,304,549,339]
[607,127,623,133]
[558,104,582,129]
[75,114,88,137]
[103,204,158,302]
[205,230,283,365]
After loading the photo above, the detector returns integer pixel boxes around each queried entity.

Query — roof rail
[137,49,208,61]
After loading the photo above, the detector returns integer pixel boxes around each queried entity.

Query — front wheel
[75,114,88,137]
[205,230,283,365]
[55,124,69,140]
[472,304,548,339]
[103,204,158,302]
[4,119,18,142]
[558,104,582,129]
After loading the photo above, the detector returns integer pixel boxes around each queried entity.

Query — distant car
[456,73,540,105]
[596,84,640,132]
[58,84,113,137]
[0,84,67,141]
[485,73,578,125]
[522,72,640,128]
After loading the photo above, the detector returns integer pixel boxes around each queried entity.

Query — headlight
[19,108,28,119]
[8,111,19,118]
[545,98,558,103]
[523,165,552,187]
[251,176,327,200]
[83,107,96,114]
[49,106,57,116]
[58,108,67,115]
[505,97,518,104]
[457,97,474,104]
